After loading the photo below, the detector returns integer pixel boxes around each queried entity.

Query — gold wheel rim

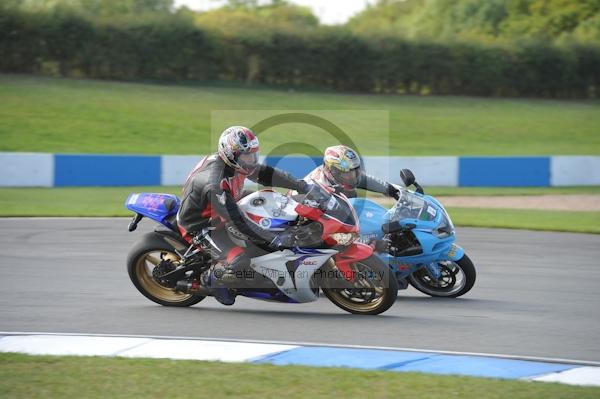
[135,250,193,303]
[327,262,387,312]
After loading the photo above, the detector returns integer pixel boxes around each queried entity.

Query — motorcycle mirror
[400,169,416,186]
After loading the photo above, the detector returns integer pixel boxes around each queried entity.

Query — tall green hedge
[1,9,599,98]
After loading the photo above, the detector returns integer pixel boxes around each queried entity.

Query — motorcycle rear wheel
[408,254,476,298]
[127,232,205,307]
[322,255,398,315]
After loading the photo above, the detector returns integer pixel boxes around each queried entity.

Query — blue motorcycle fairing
[350,196,462,279]
[445,243,465,261]
[349,198,388,239]
[125,192,180,230]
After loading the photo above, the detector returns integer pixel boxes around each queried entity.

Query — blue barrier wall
[459,157,551,187]
[54,155,161,187]
[263,156,322,179]
[1,153,599,187]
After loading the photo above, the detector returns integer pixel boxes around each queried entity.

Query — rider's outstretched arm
[208,182,275,244]
[357,173,400,199]
[250,164,309,193]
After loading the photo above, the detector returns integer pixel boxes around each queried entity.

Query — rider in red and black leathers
[176,126,311,305]
[178,154,307,245]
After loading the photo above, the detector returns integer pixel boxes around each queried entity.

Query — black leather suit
[177,154,307,266]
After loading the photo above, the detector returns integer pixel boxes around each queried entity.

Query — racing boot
[200,262,236,306]
[201,248,249,306]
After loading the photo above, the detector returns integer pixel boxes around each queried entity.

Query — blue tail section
[125,193,180,228]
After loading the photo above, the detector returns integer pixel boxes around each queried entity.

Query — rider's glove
[297,180,311,194]
[388,185,400,200]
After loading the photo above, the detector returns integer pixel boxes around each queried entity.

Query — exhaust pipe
[175,280,210,296]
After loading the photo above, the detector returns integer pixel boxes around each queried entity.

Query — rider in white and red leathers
[302,145,400,200]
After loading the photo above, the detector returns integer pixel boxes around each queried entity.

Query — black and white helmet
[217,126,260,174]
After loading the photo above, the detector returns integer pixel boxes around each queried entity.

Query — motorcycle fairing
[248,248,338,303]
[445,243,465,261]
[238,191,299,231]
[238,290,299,303]
[343,198,387,239]
[350,197,462,276]
[245,212,292,230]
[334,242,374,281]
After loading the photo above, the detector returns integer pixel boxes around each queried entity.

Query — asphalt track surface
[1,218,599,362]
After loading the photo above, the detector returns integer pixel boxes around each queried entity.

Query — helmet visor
[331,167,360,188]
[238,152,259,173]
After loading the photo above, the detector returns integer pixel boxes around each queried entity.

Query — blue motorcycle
[350,169,476,298]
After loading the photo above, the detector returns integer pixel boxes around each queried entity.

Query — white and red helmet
[217,126,260,175]
[322,145,362,190]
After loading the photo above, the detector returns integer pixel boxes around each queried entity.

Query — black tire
[127,232,205,307]
[322,255,399,315]
[408,254,476,298]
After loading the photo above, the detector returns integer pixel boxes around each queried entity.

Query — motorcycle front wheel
[408,254,476,298]
[127,232,205,307]
[322,255,398,315]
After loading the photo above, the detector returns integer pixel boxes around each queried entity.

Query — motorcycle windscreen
[125,193,180,222]
[389,190,437,222]
[324,194,357,227]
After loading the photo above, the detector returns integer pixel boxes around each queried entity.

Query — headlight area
[329,232,360,246]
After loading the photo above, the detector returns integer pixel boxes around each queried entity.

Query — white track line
[2,332,599,386]
[2,331,599,367]
[532,367,600,386]
[0,334,297,363]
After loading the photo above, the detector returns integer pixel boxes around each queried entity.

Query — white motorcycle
[125,184,399,315]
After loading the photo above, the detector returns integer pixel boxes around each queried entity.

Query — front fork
[421,244,465,280]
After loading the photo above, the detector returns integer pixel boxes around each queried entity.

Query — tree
[347,0,600,43]
[14,0,174,15]
[194,0,318,33]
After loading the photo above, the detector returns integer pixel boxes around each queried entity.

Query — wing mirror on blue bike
[400,169,415,186]
[400,169,424,194]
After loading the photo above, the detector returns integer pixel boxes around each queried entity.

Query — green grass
[1,353,598,399]
[414,186,600,196]
[1,187,599,233]
[1,74,599,155]
[447,208,600,234]
[0,187,178,217]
